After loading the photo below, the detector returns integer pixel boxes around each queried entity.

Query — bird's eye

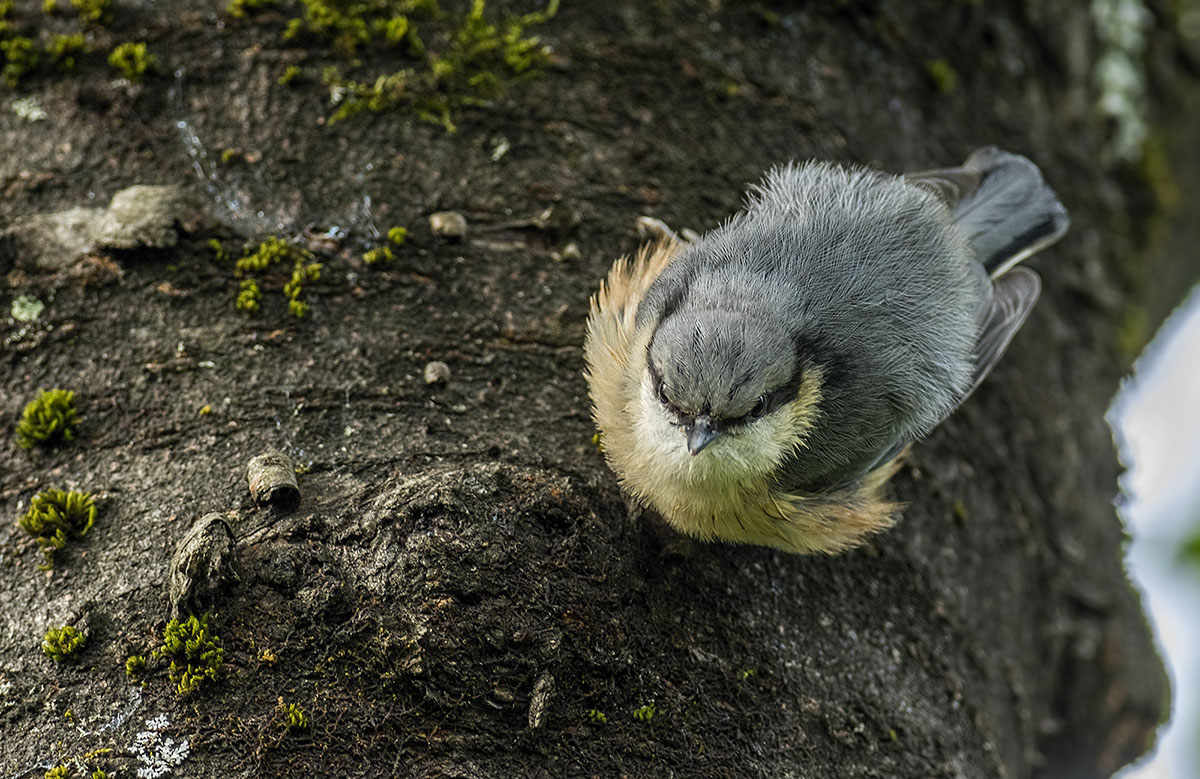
[657,381,670,406]
[749,395,767,418]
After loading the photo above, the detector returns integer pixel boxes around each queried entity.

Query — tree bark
[1,1,1191,777]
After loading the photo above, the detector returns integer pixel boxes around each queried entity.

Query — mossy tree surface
[1,1,1195,777]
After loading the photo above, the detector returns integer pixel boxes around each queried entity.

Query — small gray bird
[584,147,1068,554]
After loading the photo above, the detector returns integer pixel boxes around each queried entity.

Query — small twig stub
[246,449,301,511]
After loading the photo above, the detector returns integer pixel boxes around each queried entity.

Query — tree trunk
[1,1,1189,777]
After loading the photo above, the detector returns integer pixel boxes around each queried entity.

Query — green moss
[125,654,147,681]
[236,279,262,314]
[232,237,321,318]
[1116,303,1151,364]
[278,64,301,85]
[18,489,97,570]
[277,700,310,729]
[91,771,110,779]
[236,235,304,274]
[2,36,39,88]
[44,766,69,779]
[753,6,780,26]
[587,708,607,724]
[154,614,224,696]
[47,33,87,71]
[364,226,408,264]
[107,41,155,81]
[227,0,278,19]
[362,246,394,265]
[925,58,957,94]
[286,0,374,55]
[209,238,230,262]
[42,624,86,662]
[70,0,111,25]
[16,388,79,450]
[283,257,321,317]
[276,0,557,131]
[633,703,656,722]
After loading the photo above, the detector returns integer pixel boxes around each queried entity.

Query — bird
[583,147,1068,554]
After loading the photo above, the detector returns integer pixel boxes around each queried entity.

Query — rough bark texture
[1,1,1192,777]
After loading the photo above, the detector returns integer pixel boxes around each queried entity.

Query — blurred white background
[1112,285,1200,778]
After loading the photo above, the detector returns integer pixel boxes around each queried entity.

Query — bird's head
[645,307,821,464]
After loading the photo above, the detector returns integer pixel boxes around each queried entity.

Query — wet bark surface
[1,1,1190,777]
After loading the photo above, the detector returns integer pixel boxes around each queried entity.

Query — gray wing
[819,270,1041,491]
[965,266,1042,398]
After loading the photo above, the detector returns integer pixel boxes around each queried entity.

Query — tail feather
[950,147,1069,276]
[907,146,1069,277]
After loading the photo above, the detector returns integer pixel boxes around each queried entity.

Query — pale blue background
[1113,285,1200,778]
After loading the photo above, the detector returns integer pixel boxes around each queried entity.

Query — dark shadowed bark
[1,1,1192,777]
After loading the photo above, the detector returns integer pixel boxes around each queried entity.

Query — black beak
[686,416,718,456]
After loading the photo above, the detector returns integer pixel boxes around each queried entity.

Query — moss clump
[71,0,111,25]
[925,58,957,94]
[16,389,79,450]
[1,36,39,88]
[284,259,321,318]
[236,279,262,314]
[587,708,607,724]
[18,489,97,570]
[270,0,557,131]
[632,703,656,722]
[282,0,439,56]
[209,238,230,261]
[155,614,224,696]
[236,234,300,274]
[47,33,87,71]
[42,625,86,662]
[363,227,408,265]
[362,246,394,265]
[276,699,310,730]
[234,236,321,318]
[125,654,147,681]
[227,0,278,19]
[44,766,69,779]
[108,41,155,81]
[277,63,301,85]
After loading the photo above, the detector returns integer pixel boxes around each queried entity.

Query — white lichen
[11,294,45,322]
[11,96,47,122]
[130,714,190,779]
[1092,0,1152,162]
